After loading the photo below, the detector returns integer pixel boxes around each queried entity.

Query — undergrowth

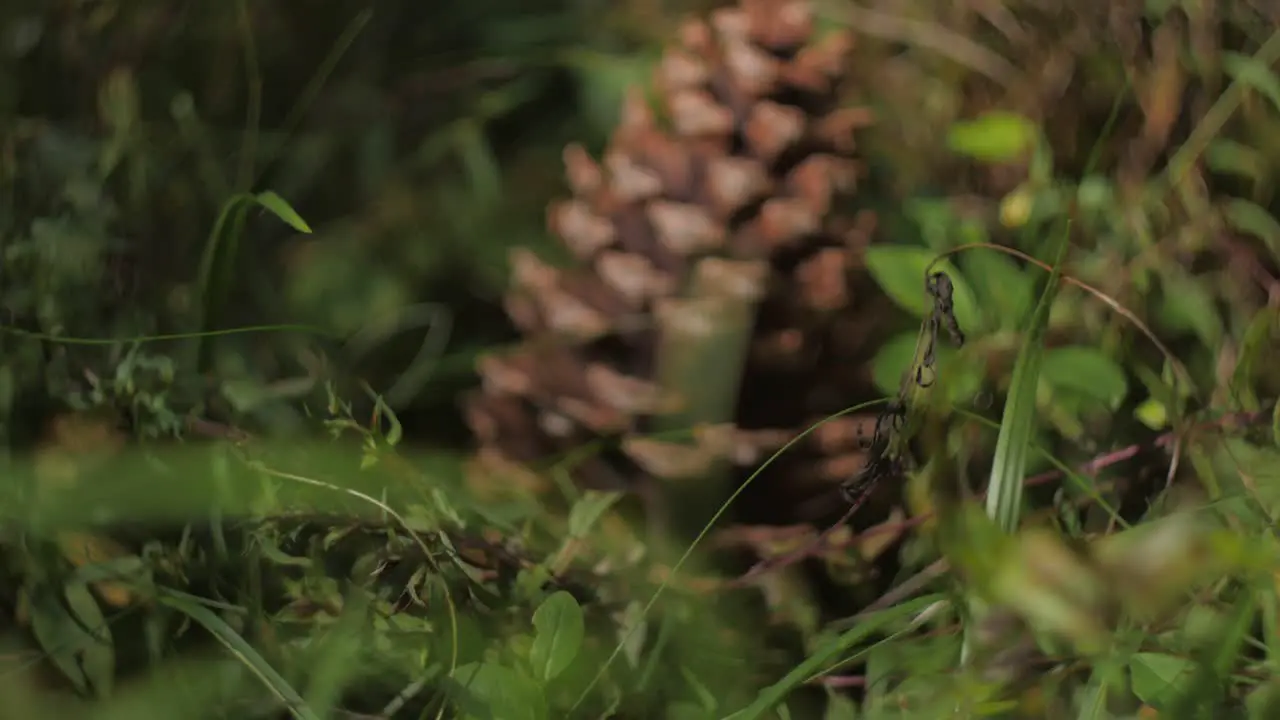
[7,2,1280,720]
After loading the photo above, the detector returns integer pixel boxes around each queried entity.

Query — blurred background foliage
[6,0,1280,718]
[2,0,703,445]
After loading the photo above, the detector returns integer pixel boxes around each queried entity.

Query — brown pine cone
[465,0,886,523]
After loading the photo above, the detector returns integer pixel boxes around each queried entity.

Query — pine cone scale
[467,0,886,520]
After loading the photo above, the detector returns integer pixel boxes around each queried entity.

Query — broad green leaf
[1129,653,1196,707]
[905,197,962,251]
[864,245,982,331]
[946,112,1038,163]
[962,250,1035,329]
[1223,52,1280,113]
[452,662,548,720]
[1040,347,1129,410]
[1224,198,1280,265]
[530,591,585,682]
[1205,139,1264,182]
[870,332,921,395]
[28,582,115,698]
[254,191,313,233]
[870,331,980,403]
[565,50,657,136]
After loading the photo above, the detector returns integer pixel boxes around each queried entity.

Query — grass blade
[725,595,944,720]
[984,224,1071,532]
[961,221,1072,666]
[158,589,321,720]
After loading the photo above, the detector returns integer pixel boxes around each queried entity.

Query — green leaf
[1223,52,1280,113]
[1224,198,1280,265]
[457,122,503,203]
[28,582,115,697]
[872,331,981,403]
[568,490,622,537]
[905,198,962,251]
[1205,139,1264,182]
[1129,652,1196,707]
[565,50,658,136]
[373,395,403,446]
[66,584,115,690]
[1135,397,1170,430]
[452,662,548,720]
[530,591,585,682]
[870,332,921,395]
[254,191,313,233]
[1156,267,1222,347]
[946,112,1038,163]
[1075,176,1113,213]
[961,250,1035,329]
[1040,347,1129,410]
[864,246,982,331]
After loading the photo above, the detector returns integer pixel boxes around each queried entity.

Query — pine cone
[465,0,884,522]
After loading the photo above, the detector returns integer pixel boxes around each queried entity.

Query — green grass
[6,2,1280,719]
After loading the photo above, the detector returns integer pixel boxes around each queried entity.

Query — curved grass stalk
[568,399,889,713]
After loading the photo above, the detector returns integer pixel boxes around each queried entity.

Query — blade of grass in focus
[962,220,1071,664]
[983,225,1070,532]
